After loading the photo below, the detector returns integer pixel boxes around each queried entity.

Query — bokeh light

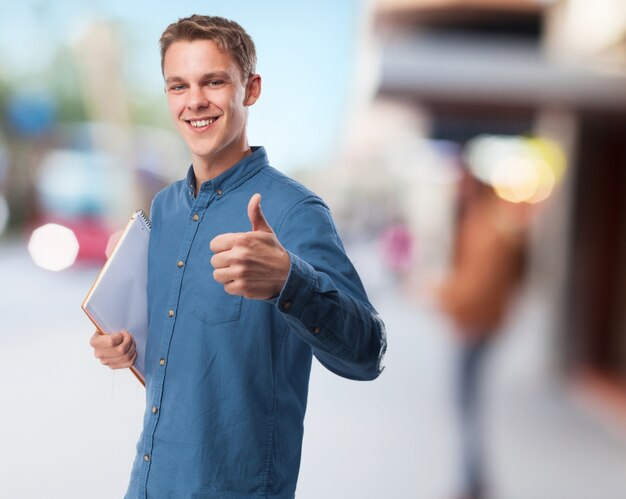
[465,135,566,204]
[27,223,80,271]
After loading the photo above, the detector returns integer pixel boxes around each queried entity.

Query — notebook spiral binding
[135,209,152,229]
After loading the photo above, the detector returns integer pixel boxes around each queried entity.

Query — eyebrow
[165,71,233,85]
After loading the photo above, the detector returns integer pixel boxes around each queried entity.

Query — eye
[169,84,186,92]
[206,80,225,88]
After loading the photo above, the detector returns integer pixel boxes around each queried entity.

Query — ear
[244,74,261,107]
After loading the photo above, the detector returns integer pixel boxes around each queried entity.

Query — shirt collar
[185,146,269,197]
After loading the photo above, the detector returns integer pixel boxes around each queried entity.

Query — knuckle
[234,264,252,280]
[233,248,251,263]
[115,344,128,355]
[231,264,244,279]
[236,233,251,247]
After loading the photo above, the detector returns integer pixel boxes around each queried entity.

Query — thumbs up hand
[210,194,290,300]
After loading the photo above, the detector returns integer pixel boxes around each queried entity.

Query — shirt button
[168,309,175,318]
[177,260,184,268]
[216,189,223,195]
[192,214,199,222]
[282,301,292,310]
[313,327,321,334]
[143,454,150,462]
[159,358,166,366]
[151,406,159,414]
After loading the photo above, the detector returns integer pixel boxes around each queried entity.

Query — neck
[192,146,252,196]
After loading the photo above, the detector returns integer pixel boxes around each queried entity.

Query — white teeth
[190,118,216,127]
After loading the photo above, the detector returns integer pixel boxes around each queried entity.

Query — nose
[186,85,209,111]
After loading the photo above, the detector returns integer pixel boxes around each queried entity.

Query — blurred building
[340,0,626,419]
[0,18,188,266]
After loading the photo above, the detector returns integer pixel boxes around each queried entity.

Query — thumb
[248,193,272,232]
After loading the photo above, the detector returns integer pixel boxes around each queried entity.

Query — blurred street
[2,239,625,499]
[1,1,626,498]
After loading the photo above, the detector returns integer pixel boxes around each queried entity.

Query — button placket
[145,186,214,483]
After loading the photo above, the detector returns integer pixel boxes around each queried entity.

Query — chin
[188,140,219,158]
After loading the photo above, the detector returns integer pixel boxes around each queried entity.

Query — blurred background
[1,0,625,498]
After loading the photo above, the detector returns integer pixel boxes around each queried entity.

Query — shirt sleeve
[273,196,387,381]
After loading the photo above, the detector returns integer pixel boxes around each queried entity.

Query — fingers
[210,250,228,270]
[212,267,232,285]
[114,349,138,369]
[210,231,273,256]
[247,193,272,232]
[90,330,124,348]
[210,232,238,254]
[91,330,137,369]
[210,232,275,273]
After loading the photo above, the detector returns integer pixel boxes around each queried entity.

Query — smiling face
[163,39,261,182]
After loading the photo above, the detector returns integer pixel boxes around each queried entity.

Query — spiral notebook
[82,210,151,385]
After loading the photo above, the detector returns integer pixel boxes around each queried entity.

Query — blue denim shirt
[126,147,386,499]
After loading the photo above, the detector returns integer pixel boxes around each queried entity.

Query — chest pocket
[188,252,243,326]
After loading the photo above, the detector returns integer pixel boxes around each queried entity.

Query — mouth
[185,117,219,130]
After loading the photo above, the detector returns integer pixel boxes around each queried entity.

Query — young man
[90,15,386,499]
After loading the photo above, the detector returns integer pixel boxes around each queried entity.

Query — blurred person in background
[437,165,531,499]
[379,216,414,284]
[88,14,386,499]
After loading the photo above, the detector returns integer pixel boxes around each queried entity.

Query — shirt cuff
[274,252,347,354]
[275,251,317,321]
